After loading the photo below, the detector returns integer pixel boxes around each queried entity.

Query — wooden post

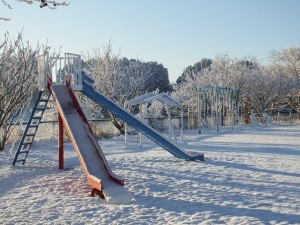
[58,113,64,170]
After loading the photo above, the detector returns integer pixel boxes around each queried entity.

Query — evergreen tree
[176,58,212,84]
[144,61,173,93]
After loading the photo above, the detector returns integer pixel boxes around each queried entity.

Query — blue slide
[81,73,204,161]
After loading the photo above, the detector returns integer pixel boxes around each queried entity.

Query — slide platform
[81,73,204,161]
[50,84,132,204]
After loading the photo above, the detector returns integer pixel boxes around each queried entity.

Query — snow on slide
[50,85,132,204]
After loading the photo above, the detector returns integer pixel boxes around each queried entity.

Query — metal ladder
[12,91,51,165]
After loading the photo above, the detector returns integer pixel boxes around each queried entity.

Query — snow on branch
[0,31,41,150]
[2,0,13,9]
[1,0,70,20]
[0,17,11,21]
[16,0,33,5]
[37,0,70,9]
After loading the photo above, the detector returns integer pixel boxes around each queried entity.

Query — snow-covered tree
[83,42,155,134]
[242,64,292,117]
[0,32,39,151]
[173,54,230,128]
[172,53,294,122]
[173,54,239,100]
[1,0,69,21]
[269,46,300,116]
[143,100,166,131]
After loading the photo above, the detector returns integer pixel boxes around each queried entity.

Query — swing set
[185,85,242,133]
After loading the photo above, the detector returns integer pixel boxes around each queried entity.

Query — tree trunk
[108,113,125,135]
[0,126,7,151]
[0,137,5,151]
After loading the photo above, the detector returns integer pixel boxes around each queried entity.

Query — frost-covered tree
[1,0,69,21]
[269,46,300,116]
[143,100,166,131]
[173,54,239,99]
[0,32,39,151]
[242,64,292,117]
[83,42,155,134]
[173,53,293,121]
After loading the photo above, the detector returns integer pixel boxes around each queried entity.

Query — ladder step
[32,116,42,119]
[34,109,45,112]
[39,99,49,102]
[23,141,33,144]
[25,133,35,137]
[21,145,30,151]
[15,158,26,162]
[29,123,39,127]
[36,106,46,110]
[19,150,29,154]
[32,119,40,123]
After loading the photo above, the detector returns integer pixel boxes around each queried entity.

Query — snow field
[1,124,300,224]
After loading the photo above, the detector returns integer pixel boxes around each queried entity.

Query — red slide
[50,84,132,204]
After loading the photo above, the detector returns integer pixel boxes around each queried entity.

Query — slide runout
[50,84,131,204]
[82,73,204,161]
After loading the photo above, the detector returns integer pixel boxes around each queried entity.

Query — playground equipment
[276,109,292,126]
[12,52,204,203]
[250,110,264,127]
[264,112,276,126]
[250,109,283,127]
[124,92,183,147]
[186,85,242,133]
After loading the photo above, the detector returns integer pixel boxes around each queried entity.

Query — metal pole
[198,90,201,134]
[124,104,127,146]
[187,99,190,133]
[139,104,143,147]
[58,113,64,170]
[216,89,219,132]
[180,106,183,140]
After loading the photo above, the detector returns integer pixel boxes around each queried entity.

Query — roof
[125,92,182,107]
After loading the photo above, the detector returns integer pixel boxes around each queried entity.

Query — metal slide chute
[81,73,204,161]
[49,80,131,204]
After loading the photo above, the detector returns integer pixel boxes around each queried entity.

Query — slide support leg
[58,113,64,170]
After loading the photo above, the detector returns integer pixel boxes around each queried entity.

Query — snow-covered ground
[1,124,300,224]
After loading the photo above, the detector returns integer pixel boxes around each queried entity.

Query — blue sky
[1,0,300,82]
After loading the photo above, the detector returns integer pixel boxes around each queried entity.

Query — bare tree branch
[1,0,70,21]
[0,31,40,150]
